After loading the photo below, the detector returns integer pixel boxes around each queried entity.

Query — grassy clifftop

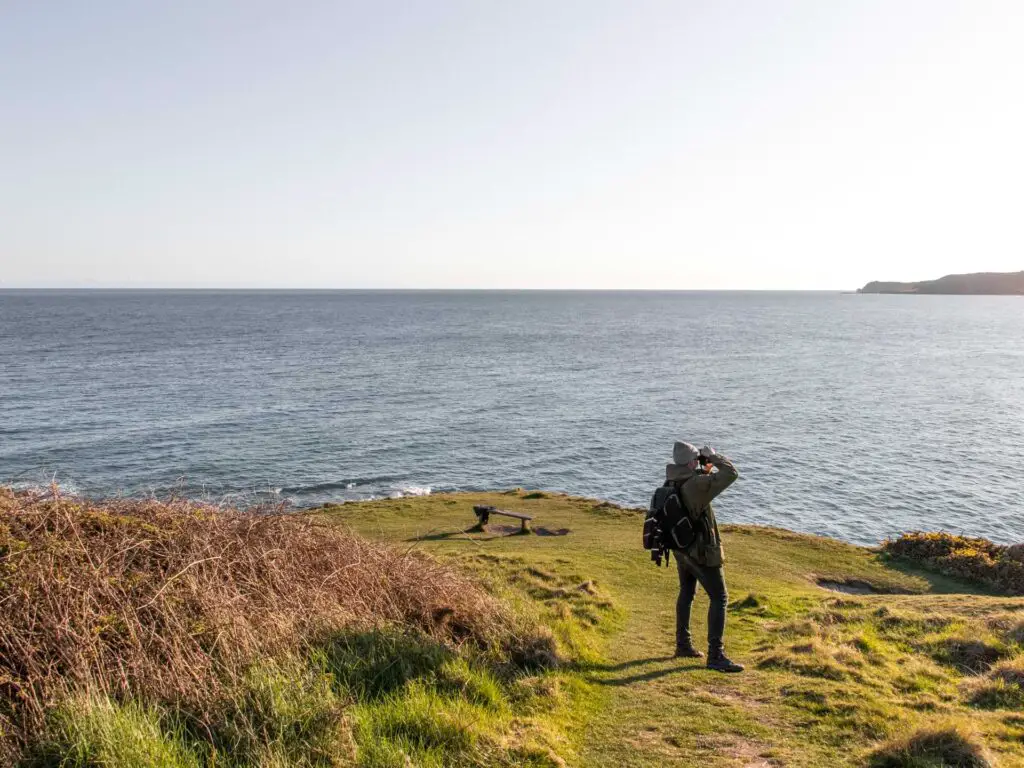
[1,486,1022,767]
[324,491,1024,768]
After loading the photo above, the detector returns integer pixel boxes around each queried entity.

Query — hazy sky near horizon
[2,2,1022,290]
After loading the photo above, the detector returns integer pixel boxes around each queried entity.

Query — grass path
[323,491,1024,767]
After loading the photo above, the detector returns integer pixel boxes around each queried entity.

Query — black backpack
[643,479,699,567]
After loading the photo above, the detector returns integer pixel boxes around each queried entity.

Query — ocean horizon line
[2,286,853,294]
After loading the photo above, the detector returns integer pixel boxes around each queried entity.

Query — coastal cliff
[3,486,1022,766]
[859,271,1024,295]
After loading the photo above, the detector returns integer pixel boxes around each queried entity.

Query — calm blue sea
[1,290,1022,545]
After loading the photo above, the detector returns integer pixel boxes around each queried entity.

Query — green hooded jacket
[664,454,739,567]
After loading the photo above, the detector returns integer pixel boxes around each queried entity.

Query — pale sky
[1,1,1022,290]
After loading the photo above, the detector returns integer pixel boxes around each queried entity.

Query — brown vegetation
[867,724,994,767]
[0,487,539,758]
[882,531,1024,595]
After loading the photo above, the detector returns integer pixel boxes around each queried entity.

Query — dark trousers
[675,552,728,654]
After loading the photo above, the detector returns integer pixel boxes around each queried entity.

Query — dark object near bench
[473,505,533,532]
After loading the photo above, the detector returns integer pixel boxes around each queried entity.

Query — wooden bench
[472,505,533,532]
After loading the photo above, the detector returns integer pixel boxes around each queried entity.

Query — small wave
[245,487,283,497]
[281,481,350,495]
[281,477,397,495]
[386,486,433,499]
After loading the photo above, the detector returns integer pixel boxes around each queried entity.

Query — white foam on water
[386,486,432,499]
[400,486,432,497]
[11,479,80,497]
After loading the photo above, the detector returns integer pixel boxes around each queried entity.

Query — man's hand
[692,446,738,504]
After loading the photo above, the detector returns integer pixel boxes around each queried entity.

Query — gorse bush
[882,531,1024,595]
[0,487,555,762]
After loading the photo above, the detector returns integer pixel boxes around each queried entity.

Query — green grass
[27,695,201,768]
[318,491,1024,767]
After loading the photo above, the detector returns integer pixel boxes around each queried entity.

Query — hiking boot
[707,651,744,673]
[674,643,705,659]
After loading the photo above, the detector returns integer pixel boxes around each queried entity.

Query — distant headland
[859,270,1024,295]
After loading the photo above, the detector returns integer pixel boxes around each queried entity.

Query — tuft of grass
[757,638,854,682]
[318,629,507,711]
[851,629,887,660]
[730,592,771,612]
[867,724,994,767]
[352,681,481,765]
[320,629,454,701]
[330,627,567,767]
[987,613,1024,646]
[966,657,1024,710]
[505,624,562,671]
[872,606,956,636]
[928,635,1010,674]
[28,694,200,768]
[968,678,1024,711]
[200,659,352,767]
[988,657,1024,687]
[349,678,563,768]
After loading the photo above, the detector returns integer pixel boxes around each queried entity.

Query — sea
[1,290,1022,546]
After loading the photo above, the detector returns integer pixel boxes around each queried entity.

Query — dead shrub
[867,724,994,767]
[0,487,530,756]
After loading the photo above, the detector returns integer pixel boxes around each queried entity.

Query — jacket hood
[666,463,696,483]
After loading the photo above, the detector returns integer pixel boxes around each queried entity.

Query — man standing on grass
[666,441,744,673]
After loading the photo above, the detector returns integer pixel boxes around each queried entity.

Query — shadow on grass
[876,554,998,596]
[406,529,480,542]
[584,656,676,672]
[579,656,705,687]
[592,665,706,687]
[406,527,531,543]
